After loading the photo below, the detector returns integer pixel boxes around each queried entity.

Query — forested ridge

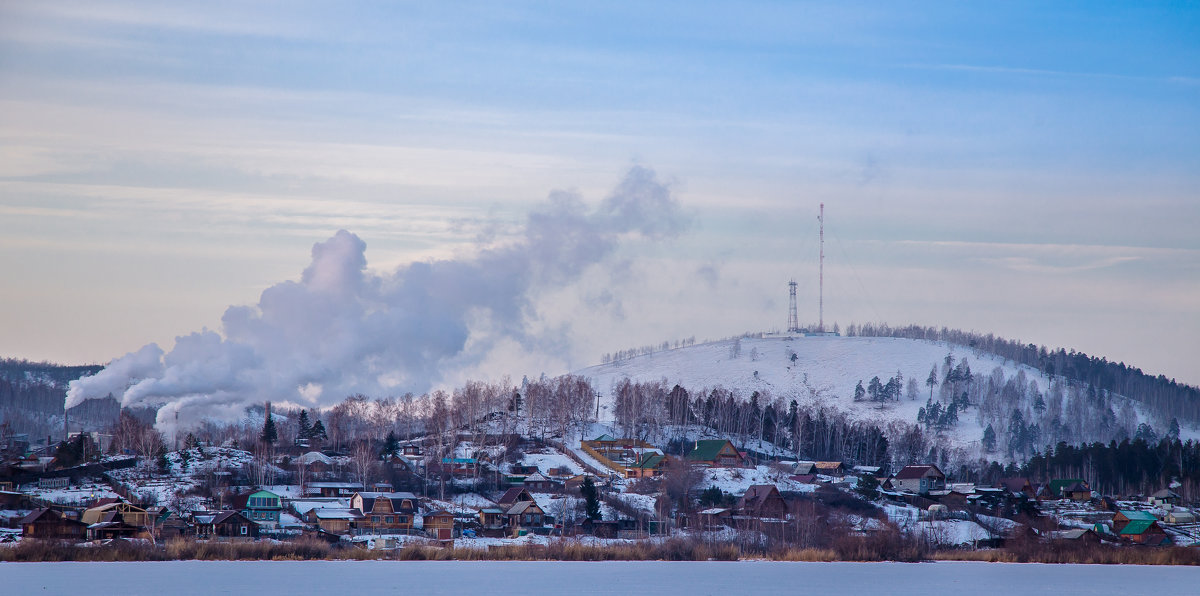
[845,323,1200,425]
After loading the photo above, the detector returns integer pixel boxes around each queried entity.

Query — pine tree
[311,420,327,441]
[261,413,278,445]
[381,430,400,458]
[982,424,997,453]
[855,474,880,501]
[926,366,938,400]
[581,476,601,521]
[298,410,312,439]
[854,381,865,402]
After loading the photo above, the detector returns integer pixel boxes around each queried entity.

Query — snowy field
[0,560,1196,595]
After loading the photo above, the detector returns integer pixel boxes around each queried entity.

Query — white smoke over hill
[66,166,688,432]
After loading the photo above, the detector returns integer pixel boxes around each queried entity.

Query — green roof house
[685,440,745,468]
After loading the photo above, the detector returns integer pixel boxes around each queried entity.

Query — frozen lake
[0,560,1195,594]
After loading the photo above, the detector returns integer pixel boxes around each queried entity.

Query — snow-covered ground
[1,561,1195,595]
[576,335,1159,457]
[700,465,819,496]
[520,450,586,476]
[25,480,119,505]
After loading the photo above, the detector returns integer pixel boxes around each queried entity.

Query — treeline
[1022,438,1200,498]
[0,358,115,439]
[614,379,902,467]
[601,336,697,364]
[845,323,1200,424]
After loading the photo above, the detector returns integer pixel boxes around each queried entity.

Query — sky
[2,1,1198,405]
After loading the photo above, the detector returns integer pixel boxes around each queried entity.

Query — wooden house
[523,471,556,492]
[791,461,816,475]
[893,465,946,495]
[1043,479,1090,501]
[311,508,363,534]
[423,509,456,540]
[736,484,787,519]
[497,487,536,507]
[193,510,259,540]
[306,482,363,498]
[1118,517,1171,545]
[350,491,418,534]
[1165,509,1196,524]
[504,500,545,534]
[625,452,667,479]
[685,440,746,468]
[19,508,87,540]
[1149,488,1182,508]
[998,477,1036,498]
[479,506,506,533]
[813,461,846,476]
[1112,510,1157,533]
[697,507,733,529]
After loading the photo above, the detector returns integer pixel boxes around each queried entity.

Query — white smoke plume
[66,166,688,432]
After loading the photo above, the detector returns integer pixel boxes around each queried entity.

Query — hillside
[575,335,1166,462]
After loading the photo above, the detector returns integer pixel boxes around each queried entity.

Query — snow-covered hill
[574,335,1145,459]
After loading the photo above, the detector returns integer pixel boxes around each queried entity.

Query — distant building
[893,465,946,494]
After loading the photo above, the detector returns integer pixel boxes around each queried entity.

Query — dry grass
[6,534,1200,565]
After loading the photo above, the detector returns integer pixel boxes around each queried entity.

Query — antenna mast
[787,280,799,333]
[818,203,824,333]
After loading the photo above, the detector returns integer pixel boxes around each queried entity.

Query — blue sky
[1,1,1198,388]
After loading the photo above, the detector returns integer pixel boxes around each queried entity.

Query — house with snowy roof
[350,491,418,534]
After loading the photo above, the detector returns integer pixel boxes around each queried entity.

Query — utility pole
[818,203,825,333]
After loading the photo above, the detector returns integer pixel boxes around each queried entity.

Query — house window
[398,516,406,523]
[240,526,247,535]
[372,516,380,523]
[385,516,393,524]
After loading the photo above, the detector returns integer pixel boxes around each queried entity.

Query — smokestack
[64,410,69,442]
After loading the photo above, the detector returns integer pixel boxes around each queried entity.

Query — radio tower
[787,280,799,333]
[818,203,825,333]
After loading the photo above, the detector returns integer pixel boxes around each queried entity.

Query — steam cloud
[66,166,687,431]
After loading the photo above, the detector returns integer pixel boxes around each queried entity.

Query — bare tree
[352,441,376,488]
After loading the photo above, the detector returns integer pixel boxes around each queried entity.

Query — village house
[293,452,335,476]
[1148,488,1182,508]
[1112,510,1171,546]
[504,500,545,535]
[892,465,946,495]
[192,510,259,540]
[1165,509,1196,524]
[19,508,87,540]
[625,452,667,479]
[523,471,556,492]
[423,509,455,540]
[497,486,536,507]
[233,489,283,528]
[305,482,363,498]
[350,491,419,534]
[813,462,846,476]
[998,477,1036,498]
[685,440,746,468]
[310,508,363,534]
[1043,479,1091,501]
[478,506,506,534]
[735,484,788,519]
